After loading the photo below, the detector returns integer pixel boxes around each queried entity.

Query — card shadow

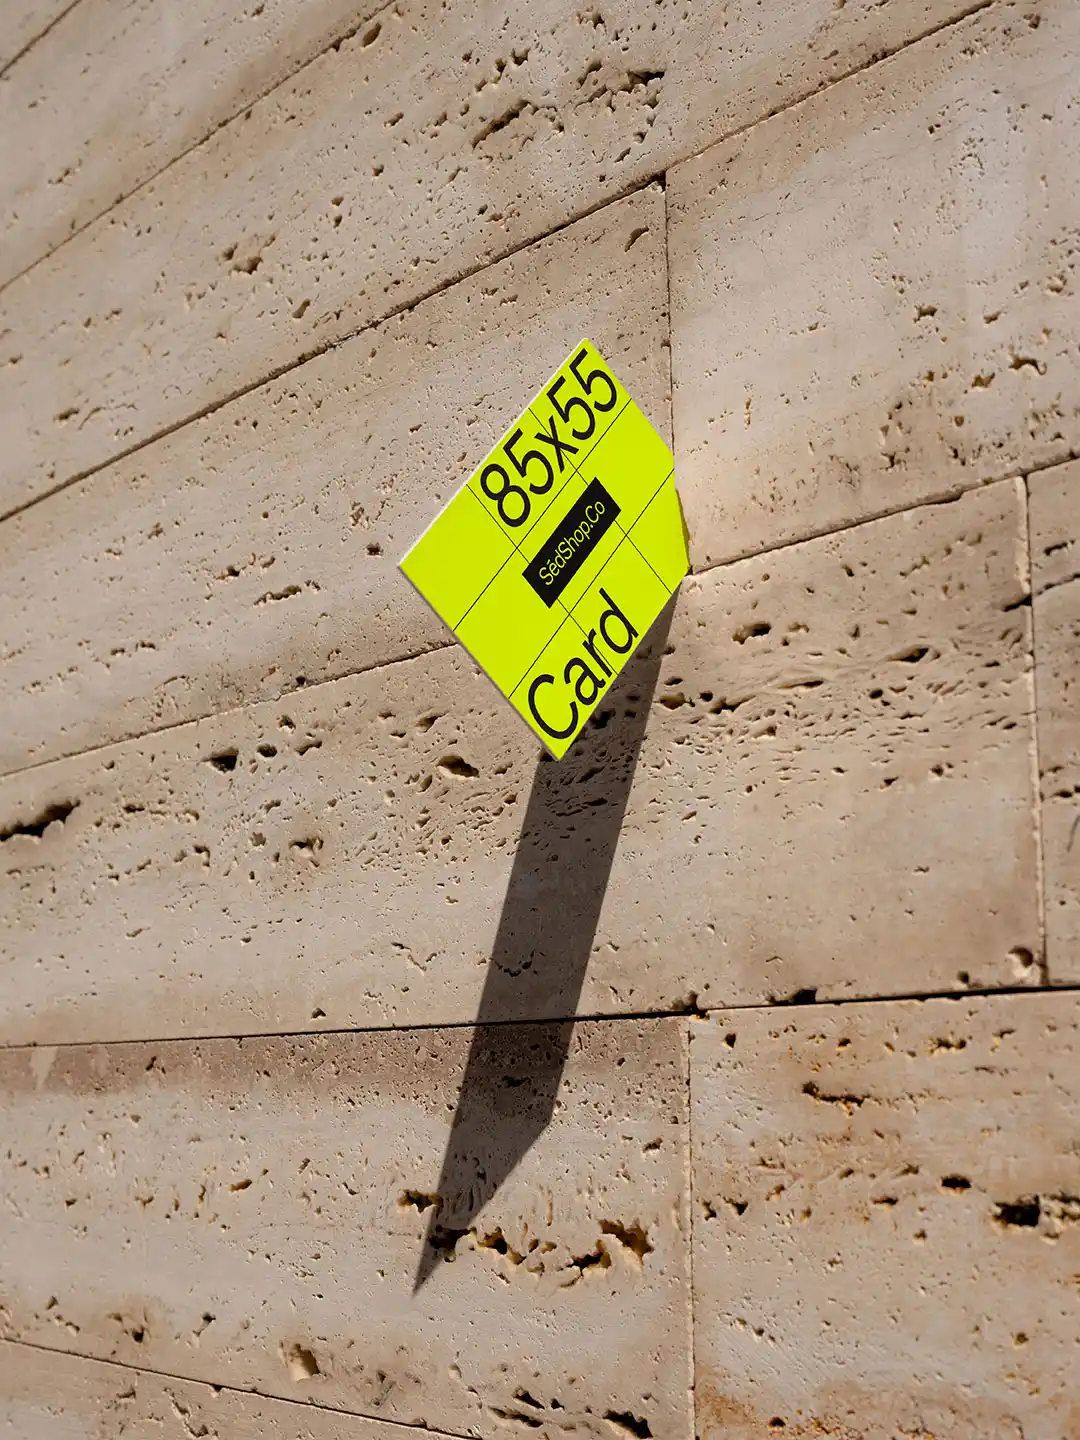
[413,598,675,1291]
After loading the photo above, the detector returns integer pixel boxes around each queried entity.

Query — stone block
[0,480,1036,1043]
[691,993,1080,1440]
[670,0,1080,565]
[0,1020,691,1439]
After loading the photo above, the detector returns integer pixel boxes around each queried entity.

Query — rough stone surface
[670,0,1080,567]
[1030,458,1080,980]
[0,188,668,775]
[0,1340,442,1439]
[0,1020,691,1440]
[690,993,1080,1440]
[0,0,1071,1430]
[0,0,74,74]
[0,480,1037,1044]
[0,0,385,290]
[0,0,980,515]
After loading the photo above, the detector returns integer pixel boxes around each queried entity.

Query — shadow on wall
[414,597,675,1291]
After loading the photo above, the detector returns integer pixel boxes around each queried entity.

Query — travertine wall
[1,0,1076,1436]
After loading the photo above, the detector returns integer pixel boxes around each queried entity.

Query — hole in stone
[283,1343,320,1382]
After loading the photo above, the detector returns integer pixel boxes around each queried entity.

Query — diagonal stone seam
[0,0,83,83]
[0,0,401,294]
[0,1335,482,1440]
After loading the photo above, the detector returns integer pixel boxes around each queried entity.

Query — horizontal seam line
[0,984,1073,1053]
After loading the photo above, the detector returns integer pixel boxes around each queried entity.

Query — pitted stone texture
[0,0,73,73]
[0,0,981,514]
[670,0,1080,568]
[0,0,385,289]
[690,994,1080,1440]
[0,480,1036,1044]
[1030,459,1080,980]
[0,1341,442,1440]
[0,189,668,775]
[0,1021,691,1440]
[617,479,1038,1009]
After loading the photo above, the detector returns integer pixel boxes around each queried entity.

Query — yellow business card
[400,340,689,757]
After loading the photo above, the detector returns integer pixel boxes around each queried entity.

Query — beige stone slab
[0,479,1037,1044]
[0,0,979,515]
[690,993,1080,1440]
[0,0,74,74]
[669,0,1080,568]
[0,1020,691,1439]
[0,188,668,775]
[0,1340,451,1440]
[0,0,386,290]
[1030,458,1080,980]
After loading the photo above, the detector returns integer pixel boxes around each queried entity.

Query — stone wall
[1,0,1077,1435]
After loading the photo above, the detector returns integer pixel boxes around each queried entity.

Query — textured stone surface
[0,479,1036,1044]
[0,1340,442,1439]
[0,0,74,74]
[0,1020,691,1439]
[670,0,1080,567]
[624,479,1039,1010]
[690,993,1080,1440]
[0,0,979,514]
[0,0,384,289]
[1030,458,1080,980]
[0,188,668,775]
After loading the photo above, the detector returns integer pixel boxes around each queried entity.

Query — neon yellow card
[399,340,689,758]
